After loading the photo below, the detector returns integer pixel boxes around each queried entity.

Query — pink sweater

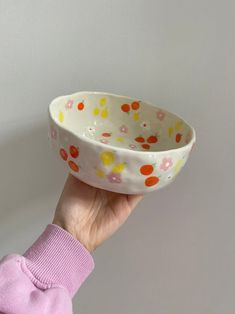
[0,224,94,314]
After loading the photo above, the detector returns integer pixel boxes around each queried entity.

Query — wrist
[52,218,93,252]
[52,218,76,240]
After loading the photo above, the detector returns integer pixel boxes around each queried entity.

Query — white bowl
[48,91,196,194]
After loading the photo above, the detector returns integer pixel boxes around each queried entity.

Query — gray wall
[0,1,234,313]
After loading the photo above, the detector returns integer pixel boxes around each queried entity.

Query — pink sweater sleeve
[0,224,94,314]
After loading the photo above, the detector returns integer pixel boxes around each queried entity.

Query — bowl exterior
[48,115,195,194]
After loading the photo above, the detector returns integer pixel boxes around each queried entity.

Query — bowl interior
[50,92,194,152]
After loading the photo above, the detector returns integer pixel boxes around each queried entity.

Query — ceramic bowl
[48,91,196,194]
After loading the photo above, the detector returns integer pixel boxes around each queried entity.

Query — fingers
[63,174,97,208]
[65,173,90,192]
[66,173,80,185]
[127,194,144,210]
[65,174,144,211]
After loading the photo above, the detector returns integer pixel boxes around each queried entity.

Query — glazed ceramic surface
[48,91,196,194]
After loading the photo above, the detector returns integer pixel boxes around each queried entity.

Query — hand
[53,174,143,252]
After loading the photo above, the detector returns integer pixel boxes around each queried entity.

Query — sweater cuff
[23,224,94,297]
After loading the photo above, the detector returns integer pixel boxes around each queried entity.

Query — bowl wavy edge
[48,90,196,155]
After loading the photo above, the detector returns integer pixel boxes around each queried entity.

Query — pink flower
[50,125,57,140]
[65,99,74,109]
[160,157,173,171]
[100,139,109,144]
[119,124,128,133]
[129,144,137,150]
[157,110,165,121]
[107,172,122,183]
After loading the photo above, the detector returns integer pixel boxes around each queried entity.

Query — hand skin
[53,174,143,252]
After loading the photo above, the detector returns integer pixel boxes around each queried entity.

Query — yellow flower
[100,97,107,107]
[175,120,183,131]
[132,112,139,121]
[174,159,184,175]
[112,163,125,173]
[101,108,108,119]
[93,107,100,116]
[116,137,124,143]
[168,127,174,137]
[100,151,115,166]
[58,111,64,123]
[93,97,109,118]
[96,167,105,178]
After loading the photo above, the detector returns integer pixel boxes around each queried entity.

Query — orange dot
[70,145,79,158]
[145,176,159,187]
[135,136,145,143]
[59,148,68,161]
[140,165,154,175]
[77,102,84,110]
[68,160,79,172]
[147,135,158,143]
[142,143,150,150]
[175,133,182,143]
[102,132,111,137]
[121,104,130,112]
[131,101,140,110]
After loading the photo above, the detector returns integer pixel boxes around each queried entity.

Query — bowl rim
[48,91,196,155]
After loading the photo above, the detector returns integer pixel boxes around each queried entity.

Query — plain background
[0,1,234,313]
